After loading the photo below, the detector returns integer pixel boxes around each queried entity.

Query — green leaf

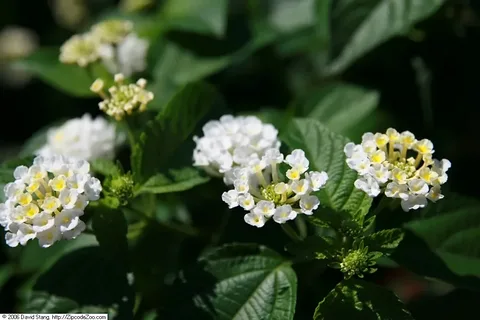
[328,0,446,74]
[18,234,98,275]
[91,207,129,262]
[131,81,222,182]
[162,0,228,37]
[15,48,95,97]
[90,159,122,177]
[392,229,480,292]
[295,83,380,139]
[402,195,480,277]
[171,243,297,319]
[313,278,413,319]
[282,118,372,220]
[249,0,329,56]
[135,167,209,196]
[268,0,317,33]
[24,247,133,318]
[149,38,275,110]
[0,264,13,288]
[286,235,338,261]
[363,228,404,255]
[149,42,229,109]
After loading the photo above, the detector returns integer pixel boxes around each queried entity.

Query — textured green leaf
[403,195,480,276]
[313,278,412,319]
[135,167,209,196]
[15,48,95,97]
[282,118,372,219]
[149,37,275,110]
[328,0,446,74]
[363,228,404,255]
[295,83,379,139]
[23,247,133,318]
[172,243,297,320]
[131,81,222,182]
[286,235,338,262]
[162,0,228,37]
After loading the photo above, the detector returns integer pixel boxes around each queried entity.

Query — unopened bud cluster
[90,74,154,121]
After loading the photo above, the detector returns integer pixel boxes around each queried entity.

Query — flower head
[35,113,125,161]
[91,19,134,44]
[0,26,38,61]
[91,74,154,121]
[193,115,281,184]
[58,19,148,76]
[99,33,149,77]
[345,129,451,211]
[59,34,100,67]
[222,148,328,227]
[0,155,102,248]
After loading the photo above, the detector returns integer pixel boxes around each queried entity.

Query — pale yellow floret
[50,175,67,192]
[286,169,300,180]
[370,150,386,164]
[24,203,39,219]
[90,79,104,93]
[374,133,389,148]
[17,193,32,206]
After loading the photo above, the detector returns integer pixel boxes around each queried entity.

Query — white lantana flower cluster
[222,149,328,228]
[344,129,451,212]
[0,156,102,248]
[35,113,125,161]
[60,19,148,77]
[193,115,281,184]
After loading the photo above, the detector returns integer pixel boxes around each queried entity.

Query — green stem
[372,196,390,216]
[281,223,303,243]
[133,293,142,316]
[295,215,308,240]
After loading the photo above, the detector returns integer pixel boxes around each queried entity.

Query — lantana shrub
[1,2,476,320]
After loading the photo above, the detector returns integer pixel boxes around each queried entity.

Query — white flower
[99,33,149,77]
[273,205,297,224]
[299,195,320,215]
[244,212,266,228]
[60,33,100,67]
[193,115,281,184]
[221,190,239,209]
[0,155,102,248]
[253,200,276,217]
[221,148,328,227]
[306,171,328,191]
[384,182,409,201]
[36,114,124,161]
[354,176,381,197]
[401,195,428,212]
[345,128,451,212]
